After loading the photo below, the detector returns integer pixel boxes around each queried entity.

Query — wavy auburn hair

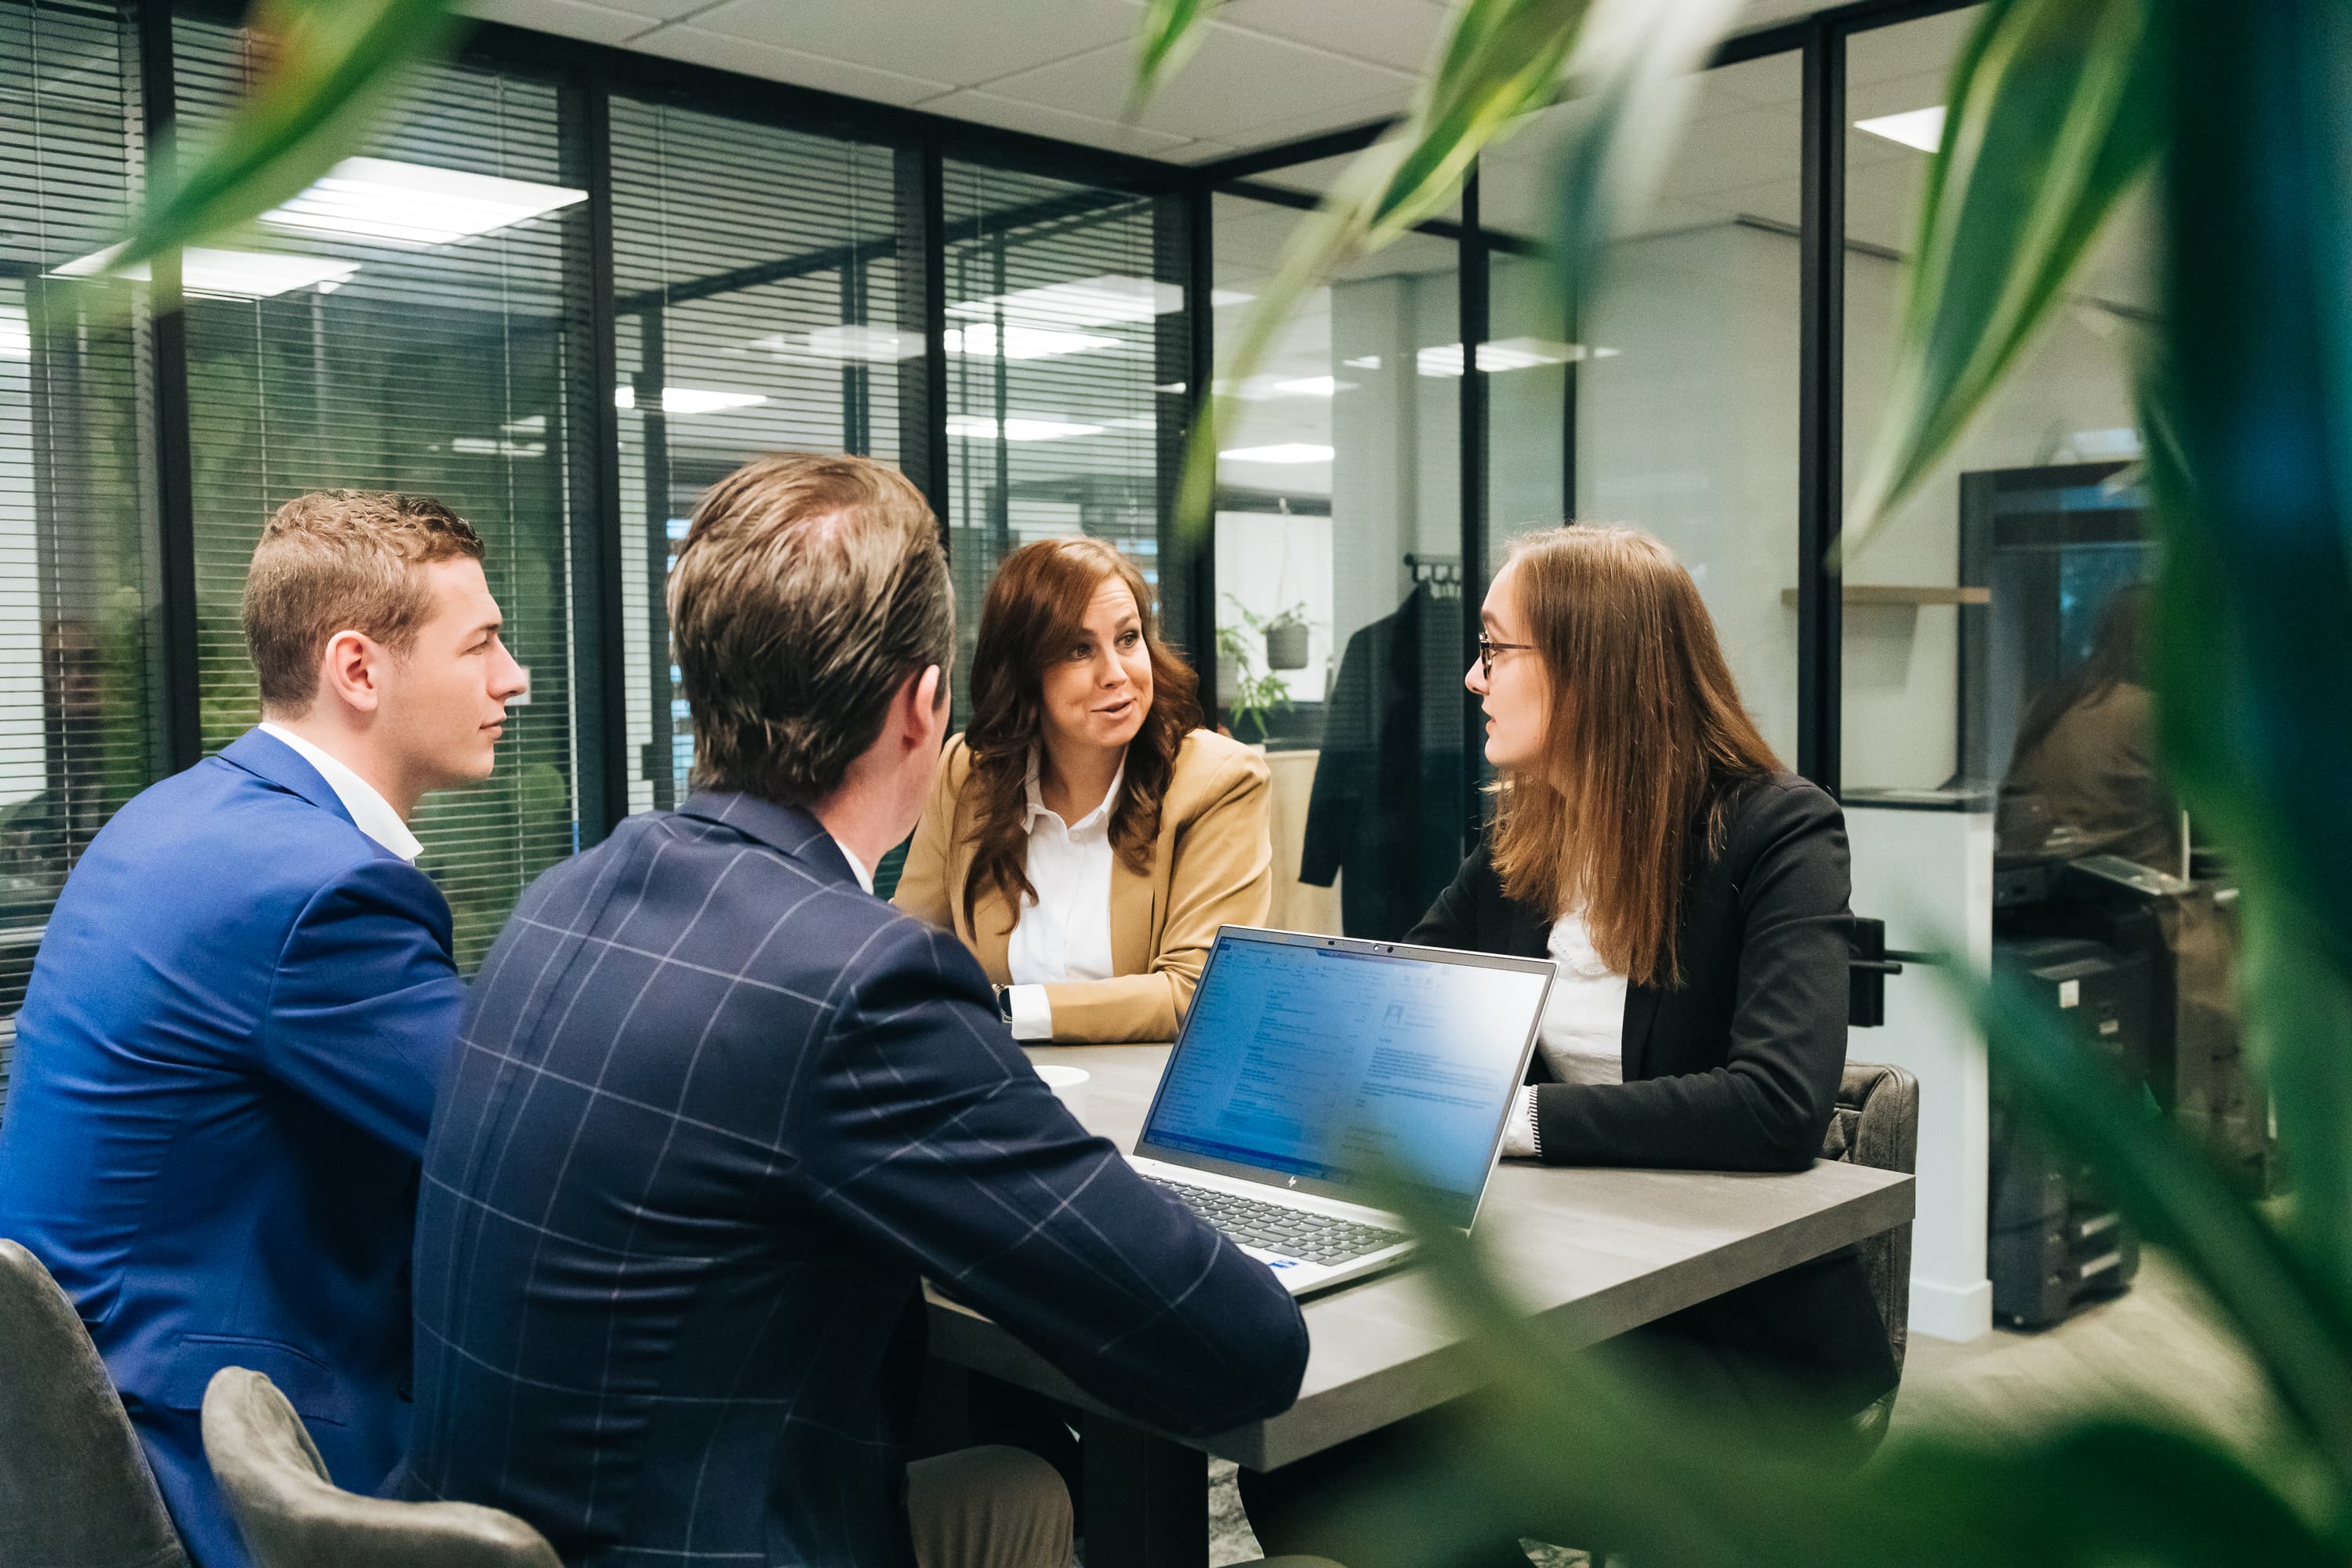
[1488,525,1781,988]
[961,537,1202,933]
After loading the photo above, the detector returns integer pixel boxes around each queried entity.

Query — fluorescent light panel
[949,274,1178,327]
[946,415,1105,441]
[945,322,1120,360]
[1854,105,1946,153]
[52,245,358,299]
[1220,443,1333,464]
[614,385,768,415]
[0,304,27,360]
[261,157,586,247]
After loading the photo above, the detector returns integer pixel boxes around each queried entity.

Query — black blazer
[1408,771,1897,1412]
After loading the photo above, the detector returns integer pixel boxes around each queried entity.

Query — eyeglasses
[1477,632,1533,681]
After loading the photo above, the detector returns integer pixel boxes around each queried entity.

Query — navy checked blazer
[401,791,1310,1568]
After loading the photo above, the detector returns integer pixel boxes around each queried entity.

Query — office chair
[1822,1059,1920,1455]
[201,1368,560,1568]
[0,1237,190,1568]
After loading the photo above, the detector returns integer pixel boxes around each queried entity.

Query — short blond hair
[668,453,952,804]
[242,492,485,713]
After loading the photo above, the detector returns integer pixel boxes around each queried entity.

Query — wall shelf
[1780,585,1991,607]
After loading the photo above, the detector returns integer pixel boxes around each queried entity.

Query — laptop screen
[1136,929,1552,1229]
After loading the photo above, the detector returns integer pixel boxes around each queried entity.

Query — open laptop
[1130,927,1553,1295]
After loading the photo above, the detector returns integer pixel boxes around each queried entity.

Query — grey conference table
[924,1044,1915,1568]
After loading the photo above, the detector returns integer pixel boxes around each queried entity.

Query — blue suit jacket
[0,730,465,1568]
[401,792,1309,1568]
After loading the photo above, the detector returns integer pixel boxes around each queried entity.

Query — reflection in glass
[1214,195,1465,941]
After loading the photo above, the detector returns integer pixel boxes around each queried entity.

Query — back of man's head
[670,453,952,805]
[244,492,485,717]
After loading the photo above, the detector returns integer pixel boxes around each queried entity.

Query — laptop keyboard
[1144,1177,1408,1266]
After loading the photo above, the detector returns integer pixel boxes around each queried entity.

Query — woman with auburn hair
[895,535,1272,1044]
[1238,524,1896,1568]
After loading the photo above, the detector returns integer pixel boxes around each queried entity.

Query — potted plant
[1261,603,1312,671]
[1218,595,1298,742]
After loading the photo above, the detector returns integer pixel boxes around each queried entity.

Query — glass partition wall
[0,0,2069,1119]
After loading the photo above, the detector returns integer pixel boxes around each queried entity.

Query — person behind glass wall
[1996,583,2179,872]
[895,535,1273,1043]
[1239,524,1896,1568]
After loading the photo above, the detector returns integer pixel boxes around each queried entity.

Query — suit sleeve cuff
[1501,1084,1540,1160]
[1007,983,1054,1042]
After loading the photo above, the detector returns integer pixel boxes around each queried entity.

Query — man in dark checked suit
[401,454,1312,1568]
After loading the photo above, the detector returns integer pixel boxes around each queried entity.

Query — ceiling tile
[687,0,1146,89]
[629,24,955,104]
[1213,0,1451,74]
[459,0,659,46]
[916,89,1195,157]
[983,27,1411,142]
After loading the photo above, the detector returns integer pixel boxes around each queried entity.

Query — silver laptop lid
[1136,927,1554,1230]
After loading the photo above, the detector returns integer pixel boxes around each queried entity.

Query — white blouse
[1505,908,1628,1157]
[1002,752,1124,1040]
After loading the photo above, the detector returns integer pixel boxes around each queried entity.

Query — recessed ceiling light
[1416,338,1593,376]
[1273,375,1350,397]
[944,323,1120,360]
[260,157,586,247]
[1219,443,1334,464]
[1210,289,1255,307]
[949,274,1179,327]
[1854,106,1946,153]
[792,324,925,361]
[614,385,768,415]
[946,414,1106,441]
[53,245,359,299]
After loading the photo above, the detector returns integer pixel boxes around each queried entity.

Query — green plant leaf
[1844,0,2161,553]
[1171,0,1737,543]
[1366,1171,2346,1566]
[108,0,466,275]
[1129,0,1221,115]
[2147,0,2352,1312]
[1959,963,2352,1477]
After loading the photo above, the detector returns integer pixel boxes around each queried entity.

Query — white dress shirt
[1002,751,1124,1042]
[1504,907,1629,1157]
[258,722,423,862]
[830,837,876,895]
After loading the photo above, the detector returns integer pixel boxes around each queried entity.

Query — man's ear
[906,664,946,748]
[318,628,385,717]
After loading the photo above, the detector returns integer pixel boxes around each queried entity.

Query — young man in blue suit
[402,455,1312,1568]
[0,492,529,1567]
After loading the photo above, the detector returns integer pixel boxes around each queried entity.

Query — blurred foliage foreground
[121,0,2352,1559]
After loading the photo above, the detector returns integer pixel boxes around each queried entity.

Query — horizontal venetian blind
[0,0,164,1107]
[940,162,1185,717]
[174,14,582,970]
[608,94,905,813]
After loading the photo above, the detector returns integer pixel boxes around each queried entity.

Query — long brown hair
[1488,525,1781,987]
[961,537,1203,933]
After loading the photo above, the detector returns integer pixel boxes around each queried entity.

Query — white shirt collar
[257,722,425,863]
[830,837,876,895]
[1022,748,1125,838]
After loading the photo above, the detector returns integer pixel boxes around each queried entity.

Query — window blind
[941,162,1188,715]
[608,95,906,812]
[174,16,583,970]
[0,0,164,1107]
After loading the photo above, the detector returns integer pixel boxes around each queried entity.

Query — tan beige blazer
[893,728,1273,1043]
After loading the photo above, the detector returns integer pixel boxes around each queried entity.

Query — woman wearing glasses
[1239,524,1895,1567]
[894,535,1273,1044]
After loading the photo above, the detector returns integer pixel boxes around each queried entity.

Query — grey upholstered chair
[1820,1059,1920,1454]
[0,1237,188,1568]
[201,1368,560,1568]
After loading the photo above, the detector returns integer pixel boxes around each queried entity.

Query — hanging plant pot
[1265,622,1309,670]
